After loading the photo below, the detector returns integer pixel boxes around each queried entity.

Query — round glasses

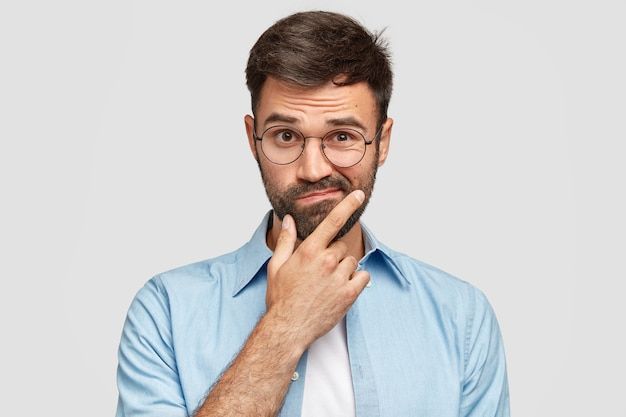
[253,125,381,168]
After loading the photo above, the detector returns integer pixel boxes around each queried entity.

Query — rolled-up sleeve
[116,276,188,417]
[460,287,510,417]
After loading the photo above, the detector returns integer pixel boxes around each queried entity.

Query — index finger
[304,190,365,249]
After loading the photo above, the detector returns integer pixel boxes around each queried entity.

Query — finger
[326,240,349,263]
[305,190,365,250]
[333,255,359,278]
[268,214,296,276]
[346,270,371,295]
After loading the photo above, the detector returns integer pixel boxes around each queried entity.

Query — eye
[336,132,349,142]
[279,130,294,142]
[266,126,302,147]
[325,130,361,147]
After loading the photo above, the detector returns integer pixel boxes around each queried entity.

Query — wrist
[260,307,309,358]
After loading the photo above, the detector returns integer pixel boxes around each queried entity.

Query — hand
[265,190,371,350]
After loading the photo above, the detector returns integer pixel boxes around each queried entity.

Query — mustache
[283,176,351,199]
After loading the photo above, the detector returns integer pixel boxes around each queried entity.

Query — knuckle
[339,256,357,274]
[299,245,315,261]
[343,286,358,300]
[345,256,358,268]
[321,253,337,269]
[327,213,344,229]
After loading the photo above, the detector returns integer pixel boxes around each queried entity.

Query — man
[116,11,510,417]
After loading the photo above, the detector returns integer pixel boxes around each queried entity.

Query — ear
[377,117,393,167]
[244,114,259,161]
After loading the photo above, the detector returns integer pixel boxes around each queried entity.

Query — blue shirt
[116,212,510,416]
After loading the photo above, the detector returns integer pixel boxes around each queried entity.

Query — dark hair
[246,11,393,128]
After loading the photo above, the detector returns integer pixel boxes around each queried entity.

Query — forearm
[194,308,306,417]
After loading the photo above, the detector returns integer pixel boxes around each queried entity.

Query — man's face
[245,77,392,241]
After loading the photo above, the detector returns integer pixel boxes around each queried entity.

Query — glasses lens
[322,129,366,167]
[260,126,305,164]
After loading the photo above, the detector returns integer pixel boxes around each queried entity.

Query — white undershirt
[301,316,356,417]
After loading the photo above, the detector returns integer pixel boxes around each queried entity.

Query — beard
[257,153,378,242]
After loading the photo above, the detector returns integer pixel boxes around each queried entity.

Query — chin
[291,198,365,242]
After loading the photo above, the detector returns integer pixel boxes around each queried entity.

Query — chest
[171,281,464,416]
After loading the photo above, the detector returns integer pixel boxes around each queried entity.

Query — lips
[296,188,342,202]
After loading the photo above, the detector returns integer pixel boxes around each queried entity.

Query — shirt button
[291,371,299,381]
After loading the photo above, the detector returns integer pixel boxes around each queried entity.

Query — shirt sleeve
[116,276,188,417]
[460,286,510,417]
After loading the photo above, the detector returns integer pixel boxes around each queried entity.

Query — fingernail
[282,215,291,229]
[354,190,365,203]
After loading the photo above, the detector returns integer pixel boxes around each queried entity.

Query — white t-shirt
[301,316,356,417]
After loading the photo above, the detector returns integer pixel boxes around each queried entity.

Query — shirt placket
[278,350,309,417]
[346,263,381,417]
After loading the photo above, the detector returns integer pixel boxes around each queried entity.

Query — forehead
[256,77,378,129]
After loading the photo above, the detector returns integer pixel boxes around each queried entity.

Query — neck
[266,212,365,261]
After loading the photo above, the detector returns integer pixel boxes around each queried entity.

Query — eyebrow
[326,116,367,132]
[263,112,299,126]
[262,112,368,132]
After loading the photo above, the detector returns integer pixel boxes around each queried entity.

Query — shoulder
[134,246,244,304]
[380,243,494,317]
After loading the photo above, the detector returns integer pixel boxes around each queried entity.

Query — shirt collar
[359,222,412,288]
[232,211,410,297]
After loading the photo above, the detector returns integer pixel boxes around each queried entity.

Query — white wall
[1,1,624,415]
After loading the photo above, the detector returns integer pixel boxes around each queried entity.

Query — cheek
[341,156,377,183]
[338,166,363,185]
[261,162,297,189]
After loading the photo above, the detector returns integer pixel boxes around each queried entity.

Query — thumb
[268,214,296,276]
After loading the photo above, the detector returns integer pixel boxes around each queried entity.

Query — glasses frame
[253,122,383,168]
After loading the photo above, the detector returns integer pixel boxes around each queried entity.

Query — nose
[296,137,333,183]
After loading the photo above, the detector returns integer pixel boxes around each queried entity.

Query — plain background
[1,0,624,415]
